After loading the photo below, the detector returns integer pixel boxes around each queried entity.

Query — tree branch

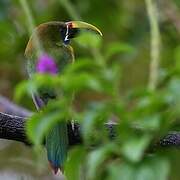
[0,112,27,143]
[0,112,179,148]
[0,95,32,117]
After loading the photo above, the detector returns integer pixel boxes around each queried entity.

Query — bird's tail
[46,122,68,174]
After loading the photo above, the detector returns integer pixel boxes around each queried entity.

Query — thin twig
[145,0,161,91]
[19,0,42,55]
[58,0,81,20]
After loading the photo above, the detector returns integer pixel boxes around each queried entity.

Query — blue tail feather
[46,122,68,173]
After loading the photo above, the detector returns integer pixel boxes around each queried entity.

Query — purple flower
[36,53,58,75]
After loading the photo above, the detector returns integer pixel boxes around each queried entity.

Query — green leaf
[81,103,111,143]
[121,135,151,162]
[107,162,135,180]
[26,101,68,145]
[74,32,102,49]
[15,74,61,102]
[167,78,180,103]
[81,109,97,142]
[61,72,104,93]
[64,58,100,74]
[134,114,161,131]
[105,42,135,59]
[65,146,86,180]
[32,74,60,89]
[87,144,115,180]
[136,156,170,180]
[14,81,28,102]
[107,156,170,180]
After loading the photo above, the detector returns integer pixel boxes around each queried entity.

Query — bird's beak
[66,21,102,36]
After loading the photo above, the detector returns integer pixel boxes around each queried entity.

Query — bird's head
[60,21,102,45]
[25,21,102,57]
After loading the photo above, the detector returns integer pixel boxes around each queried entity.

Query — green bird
[25,21,102,174]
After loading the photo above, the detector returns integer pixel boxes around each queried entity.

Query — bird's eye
[60,24,79,45]
[60,25,70,45]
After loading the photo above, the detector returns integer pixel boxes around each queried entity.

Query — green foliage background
[0,0,179,179]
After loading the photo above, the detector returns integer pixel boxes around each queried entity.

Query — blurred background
[0,0,179,179]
